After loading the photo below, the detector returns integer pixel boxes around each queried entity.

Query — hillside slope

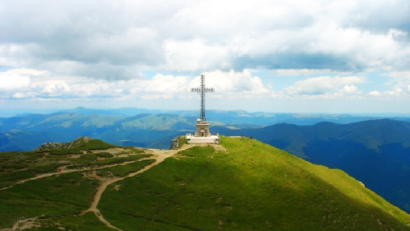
[212,119,410,213]
[0,137,154,230]
[98,137,410,231]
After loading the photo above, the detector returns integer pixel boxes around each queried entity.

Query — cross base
[185,119,219,144]
[194,120,211,137]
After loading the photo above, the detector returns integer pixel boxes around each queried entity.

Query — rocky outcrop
[35,137,91,151]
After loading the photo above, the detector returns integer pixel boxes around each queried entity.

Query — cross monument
[191,75,214,121]
[187,75,218,141]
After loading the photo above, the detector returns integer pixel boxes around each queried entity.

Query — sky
[1,0,410,116]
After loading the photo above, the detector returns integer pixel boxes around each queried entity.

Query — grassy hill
[1,137,410,230]
[97,137,410,231]
[0,137,152,189]
[212,120,410,212]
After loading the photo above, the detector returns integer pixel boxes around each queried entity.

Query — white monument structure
[186,75,220,144]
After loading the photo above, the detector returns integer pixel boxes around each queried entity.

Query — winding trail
[0,157,154,192]
[2,144,199,231]
[82,144,195,231]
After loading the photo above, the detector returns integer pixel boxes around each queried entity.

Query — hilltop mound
[99,137,410,231]
[212,119,410,213]
[0,137,409,230]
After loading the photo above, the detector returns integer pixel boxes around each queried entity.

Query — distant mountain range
[9,106,410,124]
[3,107,403,151]
[0,113,193,151]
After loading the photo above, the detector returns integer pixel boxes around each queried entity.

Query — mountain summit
[97,137,410,230]
[2,136,408,230]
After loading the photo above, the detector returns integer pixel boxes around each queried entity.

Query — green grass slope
[0,137,150,188]
[99,137,410,231]
[0,137,154,230]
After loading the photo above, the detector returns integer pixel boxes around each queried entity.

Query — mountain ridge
[211,119,410,213]
[1,137,410,230]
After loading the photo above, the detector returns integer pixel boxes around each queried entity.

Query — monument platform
[186,133,220,144]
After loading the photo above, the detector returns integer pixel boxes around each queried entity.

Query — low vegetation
[96,159,156,177]
[99,137,410,231]
[176,136,188,149]
[0,171,98,228]
[67,154,152,169]
[36,137,117,155]
[0,137,155,230]
[0,138,152,189]
[1,137,410,230]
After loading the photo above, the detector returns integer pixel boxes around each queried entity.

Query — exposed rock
[35,137,92,151]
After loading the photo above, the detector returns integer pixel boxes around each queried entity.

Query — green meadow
[1,137,410,230]
[100,137,410,231]
[0,138,153,230]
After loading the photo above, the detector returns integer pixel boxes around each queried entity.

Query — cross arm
[191,88,215,93]
[204,88,214,92]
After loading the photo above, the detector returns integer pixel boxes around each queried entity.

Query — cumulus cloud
[0,68,271,100]
[1,0,410,79]
[345,0,410,34]
[368,91,382,96]
[285,76,365,96]
[162,39,230,72]
[0,0,409,114]
[270,69,335,76]
[0,68,46,90]
[382,71,410,96]
[188,70,270,98]
[6,67,409,102]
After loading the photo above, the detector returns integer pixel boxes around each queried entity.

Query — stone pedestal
[186,119,219,144]
[194,119,211,137]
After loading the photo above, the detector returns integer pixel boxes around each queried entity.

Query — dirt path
[82,144,195,231]
[2,144,200,231]
[0,157,155,192]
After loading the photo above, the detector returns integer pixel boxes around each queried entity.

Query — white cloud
[0,68,46,90]
[0,0,409,113]
[367,88,408,98]
[388,71,410,79]
[12,92,25,99]
[0,68,273,100]
[382,71,410,96]
[343,85,359,94]
[1,0,410,78]
[285,76,365,96]
[270,69,335,76]
[385,88,403,96]
[368,91,382,96]
[162,39,229,72]
[131,74,190,99]
[188,70,270,98]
